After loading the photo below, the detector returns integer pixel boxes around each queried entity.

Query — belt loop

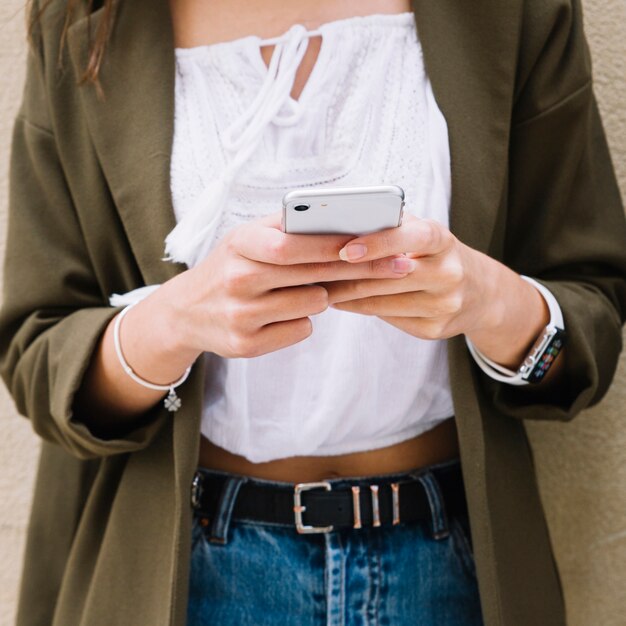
[209,476,247,545]
[412,470,450,540]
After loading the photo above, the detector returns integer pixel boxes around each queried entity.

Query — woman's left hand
[324,215,549,370]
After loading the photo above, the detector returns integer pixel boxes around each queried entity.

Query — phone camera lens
[294,204,310,212]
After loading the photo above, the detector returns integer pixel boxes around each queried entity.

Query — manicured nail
[392,257,417,274]
[339,244,367,261]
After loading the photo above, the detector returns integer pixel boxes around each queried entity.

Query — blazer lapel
[66,0,181,286]
[412,0,522,254]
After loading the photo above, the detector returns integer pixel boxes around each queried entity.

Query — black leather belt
[191,461,467,535]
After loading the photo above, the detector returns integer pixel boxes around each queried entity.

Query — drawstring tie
[164,24,319,268]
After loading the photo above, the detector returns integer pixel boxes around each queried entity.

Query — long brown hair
[28,0,119,87]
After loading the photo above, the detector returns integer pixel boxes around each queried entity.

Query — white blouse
[170,12,455,463]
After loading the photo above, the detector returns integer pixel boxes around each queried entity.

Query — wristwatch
[465,276,566,386]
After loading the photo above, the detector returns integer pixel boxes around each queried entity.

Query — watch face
[525,329,566,384]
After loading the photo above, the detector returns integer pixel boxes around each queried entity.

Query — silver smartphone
[282,185,405,235]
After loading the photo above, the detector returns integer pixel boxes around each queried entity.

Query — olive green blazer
[2,0,625,624]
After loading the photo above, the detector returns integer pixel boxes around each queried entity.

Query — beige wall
[0,1,624,625]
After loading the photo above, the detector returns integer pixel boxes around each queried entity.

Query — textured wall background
[0,1,624,625]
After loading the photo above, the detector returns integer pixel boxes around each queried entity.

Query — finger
[232,215,355,266]
[324,255,449,303]
[229,317,314,358]
[331,292,454,318]
[252,286,329,326]
[228,256,418,295]
[325,278,417,305]
[337,217,454,263]
[320,275,430,304]
[379,315,459,341]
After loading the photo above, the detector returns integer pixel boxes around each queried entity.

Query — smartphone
[282,185,405,235]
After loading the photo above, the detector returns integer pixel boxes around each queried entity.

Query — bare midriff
[198,420,460,482]
[171,0,458,483]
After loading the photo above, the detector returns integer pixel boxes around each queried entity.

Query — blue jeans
[187,461,483,626]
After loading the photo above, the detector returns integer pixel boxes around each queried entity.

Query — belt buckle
[293,481,334,534]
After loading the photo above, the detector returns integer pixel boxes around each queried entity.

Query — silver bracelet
[465,276,565,386]
[113,303,192,412]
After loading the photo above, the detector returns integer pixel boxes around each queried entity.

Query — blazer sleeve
[483,0,626,421]
[0,26,169,460]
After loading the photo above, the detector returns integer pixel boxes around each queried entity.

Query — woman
[1,0,625,624]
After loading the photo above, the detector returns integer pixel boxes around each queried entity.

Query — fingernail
[392,257,417,274]
[339,244,367,261]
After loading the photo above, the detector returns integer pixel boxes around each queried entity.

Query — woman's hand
[324,215,550,370]
[76,213,412,427]
[156,213,412,362]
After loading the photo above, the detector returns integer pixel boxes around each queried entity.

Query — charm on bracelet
[113,303,192,412]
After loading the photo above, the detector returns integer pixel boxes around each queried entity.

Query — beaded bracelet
[113,303,192,412]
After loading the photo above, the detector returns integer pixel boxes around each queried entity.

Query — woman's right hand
[74,213,414,428]
[157,213,415,361]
